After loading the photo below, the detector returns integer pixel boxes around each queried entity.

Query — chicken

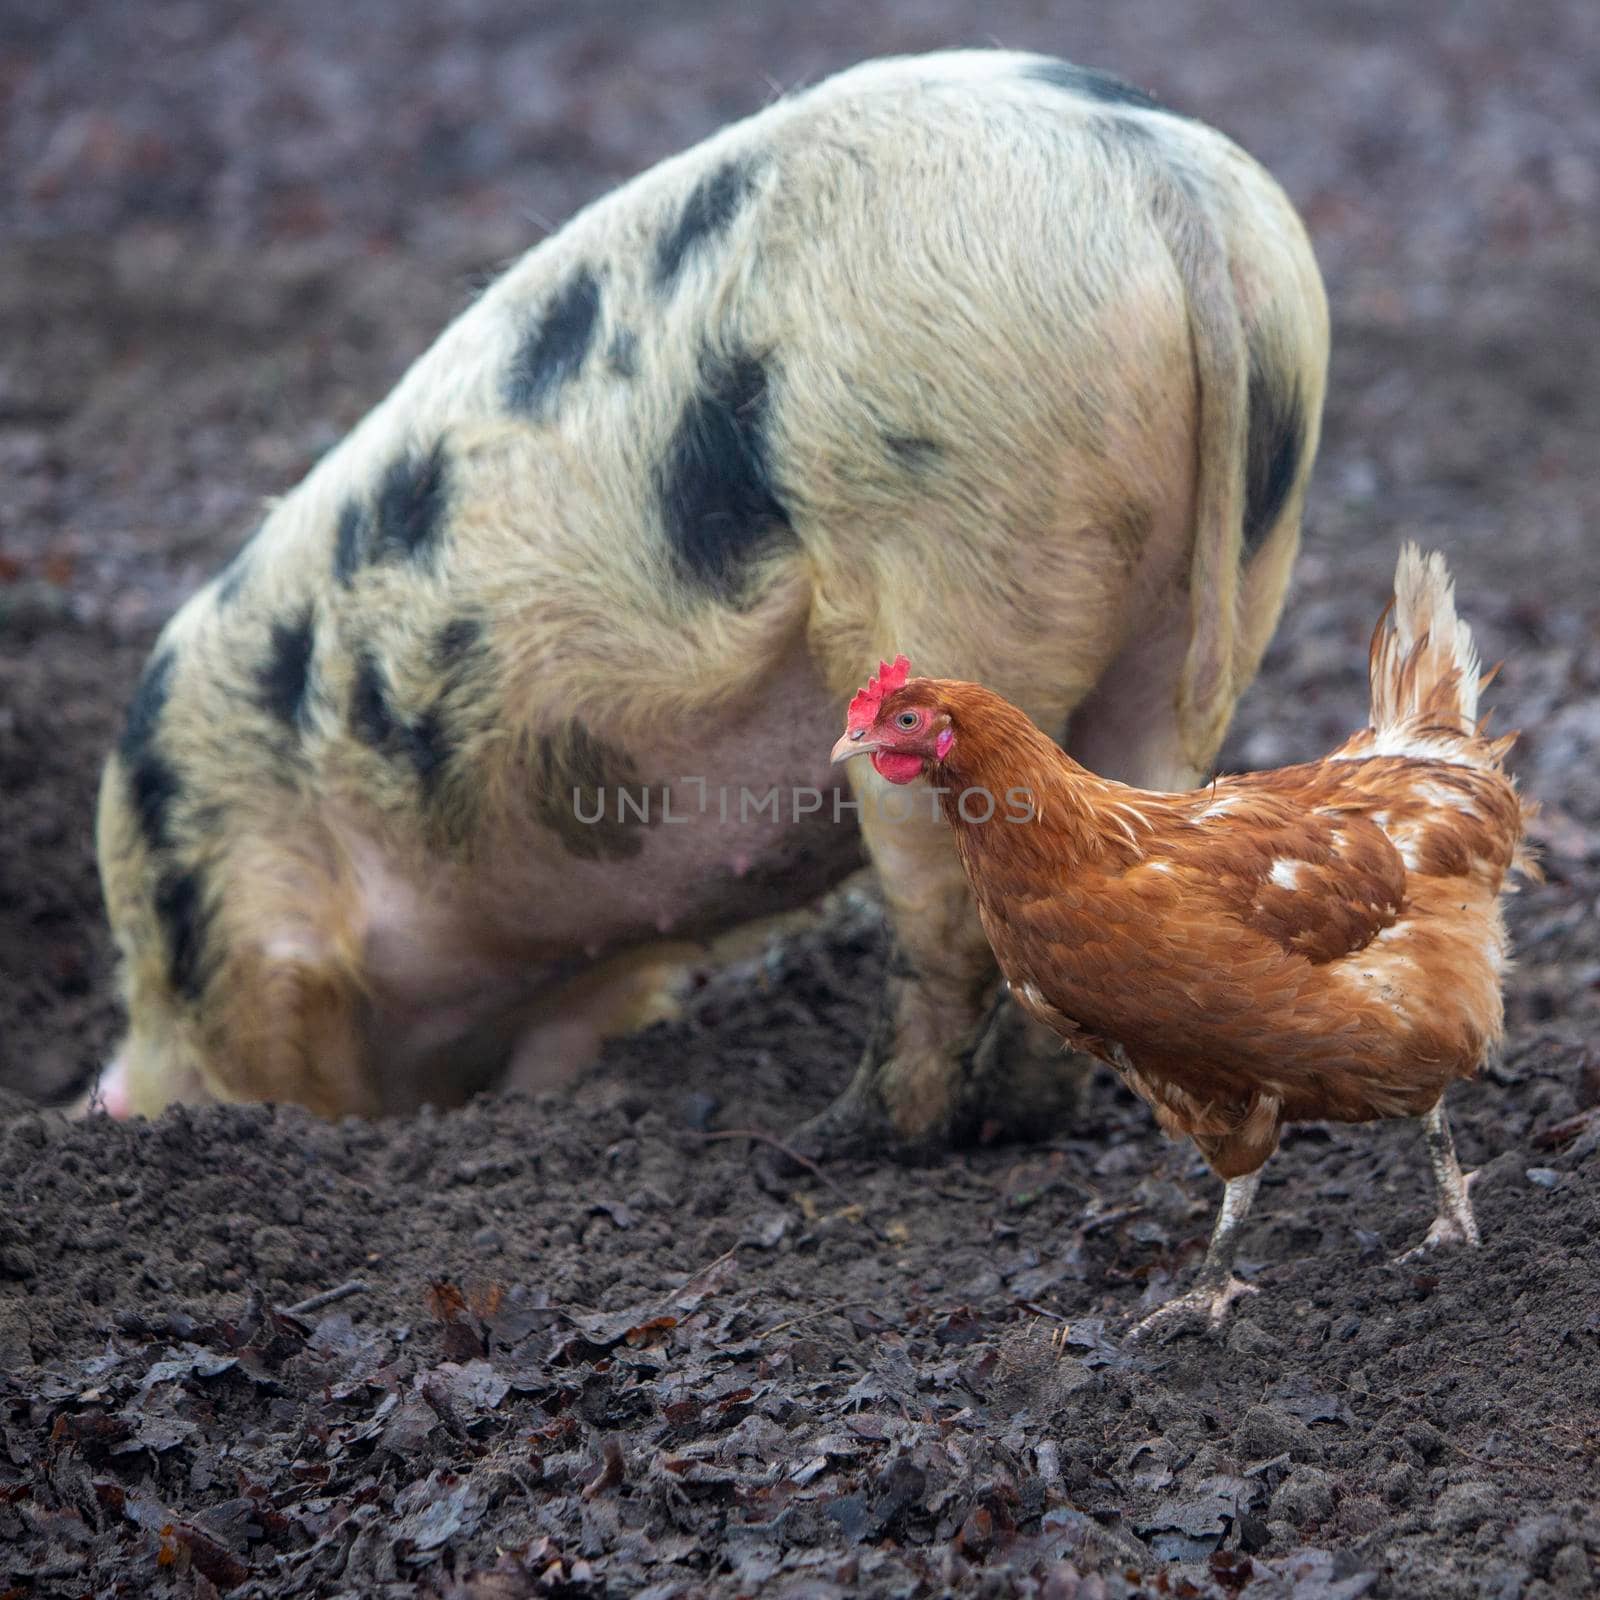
[830,546,1536,1333]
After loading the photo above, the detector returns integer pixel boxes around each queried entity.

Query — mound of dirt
[5,892,1600,1597]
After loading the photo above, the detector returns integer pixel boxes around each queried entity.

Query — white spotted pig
[90,50,1329,1150]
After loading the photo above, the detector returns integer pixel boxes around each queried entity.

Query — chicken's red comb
[846,655,912,731]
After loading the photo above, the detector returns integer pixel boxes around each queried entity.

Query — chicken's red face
[829,656,954,785]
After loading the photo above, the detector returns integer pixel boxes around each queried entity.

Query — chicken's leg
[1129,1170,1262,1338]
[1401,1100,1480,1258]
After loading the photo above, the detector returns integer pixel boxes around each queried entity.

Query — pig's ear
[846,654,913,730]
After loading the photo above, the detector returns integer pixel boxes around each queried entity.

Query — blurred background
[2,0,1598,1099]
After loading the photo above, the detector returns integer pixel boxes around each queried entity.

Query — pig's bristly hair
[847,655,912,731]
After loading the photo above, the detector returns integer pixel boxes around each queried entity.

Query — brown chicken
[830,546,1536,1332]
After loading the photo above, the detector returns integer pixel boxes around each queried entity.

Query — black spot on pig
[333,498,373,585]
[883,434,943,471]
[1093,113,1159,154]
[654,161,757,290]
[258,608,317,729]
[351,648,463,807]
[658,352,794,596]
[120,650,175,766]
[1023,59,1176,117]
[128,755,182,856]
[608,329,639,378]
[530,720,651,861]
[1243,353,1306,557]
[433,616,485,674]
[154,866,210,1001]
[119,651,181,853]
[373,441,450,567]
[404,706,454,791]
[508,267,602,417]
[350,651,398,751]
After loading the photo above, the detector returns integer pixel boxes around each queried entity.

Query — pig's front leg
[504,945,692,1094]
[794,769,1086,1159]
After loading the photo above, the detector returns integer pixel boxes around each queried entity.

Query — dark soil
[3,3,1598,1597]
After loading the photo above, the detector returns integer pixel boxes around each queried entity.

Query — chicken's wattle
[871,751,925,784]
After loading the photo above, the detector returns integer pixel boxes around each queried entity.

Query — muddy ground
[2,2,1599,1596]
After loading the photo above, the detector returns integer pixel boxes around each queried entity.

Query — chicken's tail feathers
[1353,546,1536,884]
[1366,544,1496,755]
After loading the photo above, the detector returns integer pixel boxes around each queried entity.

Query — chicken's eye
[895,710,920,731]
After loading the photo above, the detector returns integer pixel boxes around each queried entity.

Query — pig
[89,49,1329,1153]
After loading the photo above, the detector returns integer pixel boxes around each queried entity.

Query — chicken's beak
[830,729,876,765]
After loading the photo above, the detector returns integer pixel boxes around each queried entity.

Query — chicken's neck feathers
[929,685,1150,868]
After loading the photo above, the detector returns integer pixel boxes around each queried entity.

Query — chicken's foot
[1129,1169,1261,1339]
[1399,1100,1480,1259]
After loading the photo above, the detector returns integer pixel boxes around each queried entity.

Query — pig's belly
[343,663,865,1095]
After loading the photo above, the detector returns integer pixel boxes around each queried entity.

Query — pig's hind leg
[795,777,1006,1154]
